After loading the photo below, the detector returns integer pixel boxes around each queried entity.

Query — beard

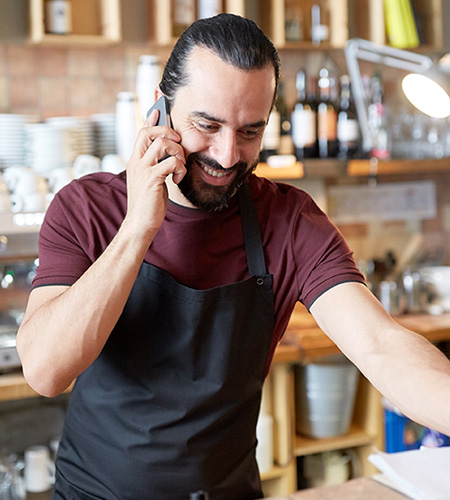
[177,152,258,212]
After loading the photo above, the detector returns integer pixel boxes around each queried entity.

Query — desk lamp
[345,38,450,156]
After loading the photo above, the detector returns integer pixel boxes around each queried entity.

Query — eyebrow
[192,111,266,129]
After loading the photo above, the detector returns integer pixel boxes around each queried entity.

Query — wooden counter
[265,477,408,499]
[2,307,450,402]
[281,303,450,362]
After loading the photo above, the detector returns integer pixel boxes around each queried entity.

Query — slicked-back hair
[159,13,281,108]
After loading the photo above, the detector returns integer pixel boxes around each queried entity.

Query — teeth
[201,165,230,178]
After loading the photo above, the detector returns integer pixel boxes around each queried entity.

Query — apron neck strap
[238,181,267,277]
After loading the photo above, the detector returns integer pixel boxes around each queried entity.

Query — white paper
[369,447,450,500]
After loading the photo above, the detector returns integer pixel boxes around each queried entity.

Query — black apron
[53,181,274,500]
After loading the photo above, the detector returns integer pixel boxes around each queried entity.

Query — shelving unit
[151,0,443,49]
[256,157,450,182]
[347,157,450,177]
[28,0,121,44]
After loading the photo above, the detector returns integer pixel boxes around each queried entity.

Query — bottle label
[262,111,281,150]
[337,118,359,142]
[291,109,316,147]
[318,107,337,140]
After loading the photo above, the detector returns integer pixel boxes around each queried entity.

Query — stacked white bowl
[90,113,116,158]
[0,114,39,169]
[24,123,78,175]
[46,116,96,156]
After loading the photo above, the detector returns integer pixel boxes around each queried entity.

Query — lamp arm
[345,38,434,154]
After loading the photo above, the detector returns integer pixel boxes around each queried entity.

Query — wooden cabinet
[149,0,443,50]
[5,1,445,52]
[28,0,121,44]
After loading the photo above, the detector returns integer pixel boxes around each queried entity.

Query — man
[17,13,450,500]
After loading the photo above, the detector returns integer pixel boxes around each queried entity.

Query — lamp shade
[402,68,450,119]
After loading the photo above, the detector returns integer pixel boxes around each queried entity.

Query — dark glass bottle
[291,69,317,160]
[337,75,360,159]
[317,67,338,158]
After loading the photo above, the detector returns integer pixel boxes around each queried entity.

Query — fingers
[129,112,182,162]
[141,136,185,165]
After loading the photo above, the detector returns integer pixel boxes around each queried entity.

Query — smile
[200,164,231,178]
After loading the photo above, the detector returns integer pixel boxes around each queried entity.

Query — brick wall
[0,43,169,119]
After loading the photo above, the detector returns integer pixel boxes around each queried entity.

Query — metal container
[295,355,359,439]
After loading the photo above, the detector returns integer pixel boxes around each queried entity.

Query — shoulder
[247,174,325,228]
[247,174,313,207]
[42,171,127,253]
[58,171,126,202]
[49,171,127,218]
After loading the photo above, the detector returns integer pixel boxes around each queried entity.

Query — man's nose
[210,130,240,170]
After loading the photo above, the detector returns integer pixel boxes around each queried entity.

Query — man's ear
[155,87,164,100]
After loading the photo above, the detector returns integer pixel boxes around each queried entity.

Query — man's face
[168,47,276,211]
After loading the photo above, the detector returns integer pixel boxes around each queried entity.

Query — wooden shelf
[0,372,73,402]
[29,0,121,45]
[261,464,288,482]
[256,158,450,181]
[347,158,450,177]
[0,372,40,401]
[294,423,376,457]
[255,162,304,180]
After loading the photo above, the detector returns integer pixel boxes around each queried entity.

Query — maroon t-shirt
[34,172,365,367]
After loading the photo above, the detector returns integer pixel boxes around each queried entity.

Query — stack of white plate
[0,114,39,169]
[46,116,96,156]
[90,113,116,158]
[24,123,79,175]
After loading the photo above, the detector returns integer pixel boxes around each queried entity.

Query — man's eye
[197,122,218,132]
[241,128,260,138]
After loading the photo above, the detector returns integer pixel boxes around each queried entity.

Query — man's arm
[310,281,450,436]
[16,111,186,398]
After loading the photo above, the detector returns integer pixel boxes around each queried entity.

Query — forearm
[311,282,450,436]
[17,220,156,397]
[361,326,450,436]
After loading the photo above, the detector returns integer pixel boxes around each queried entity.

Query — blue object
[385,409,450,453]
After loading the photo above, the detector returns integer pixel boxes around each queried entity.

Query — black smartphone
[146,96,172,162]
[147,96,172,128]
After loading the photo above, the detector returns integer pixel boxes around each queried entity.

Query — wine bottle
[317,68,338,158]
[291,70,317,160]
[337,75,360,159]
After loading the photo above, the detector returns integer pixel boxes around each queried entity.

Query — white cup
[24,446,55,493]
[73,154,101,179]
[47,166,74,194]
[3,167,48,196]
[10,192,47,213]
[101,154,125,174]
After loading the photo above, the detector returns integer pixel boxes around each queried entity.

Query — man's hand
[125,108,186,238]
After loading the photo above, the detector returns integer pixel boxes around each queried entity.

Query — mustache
[187,152,248,172]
